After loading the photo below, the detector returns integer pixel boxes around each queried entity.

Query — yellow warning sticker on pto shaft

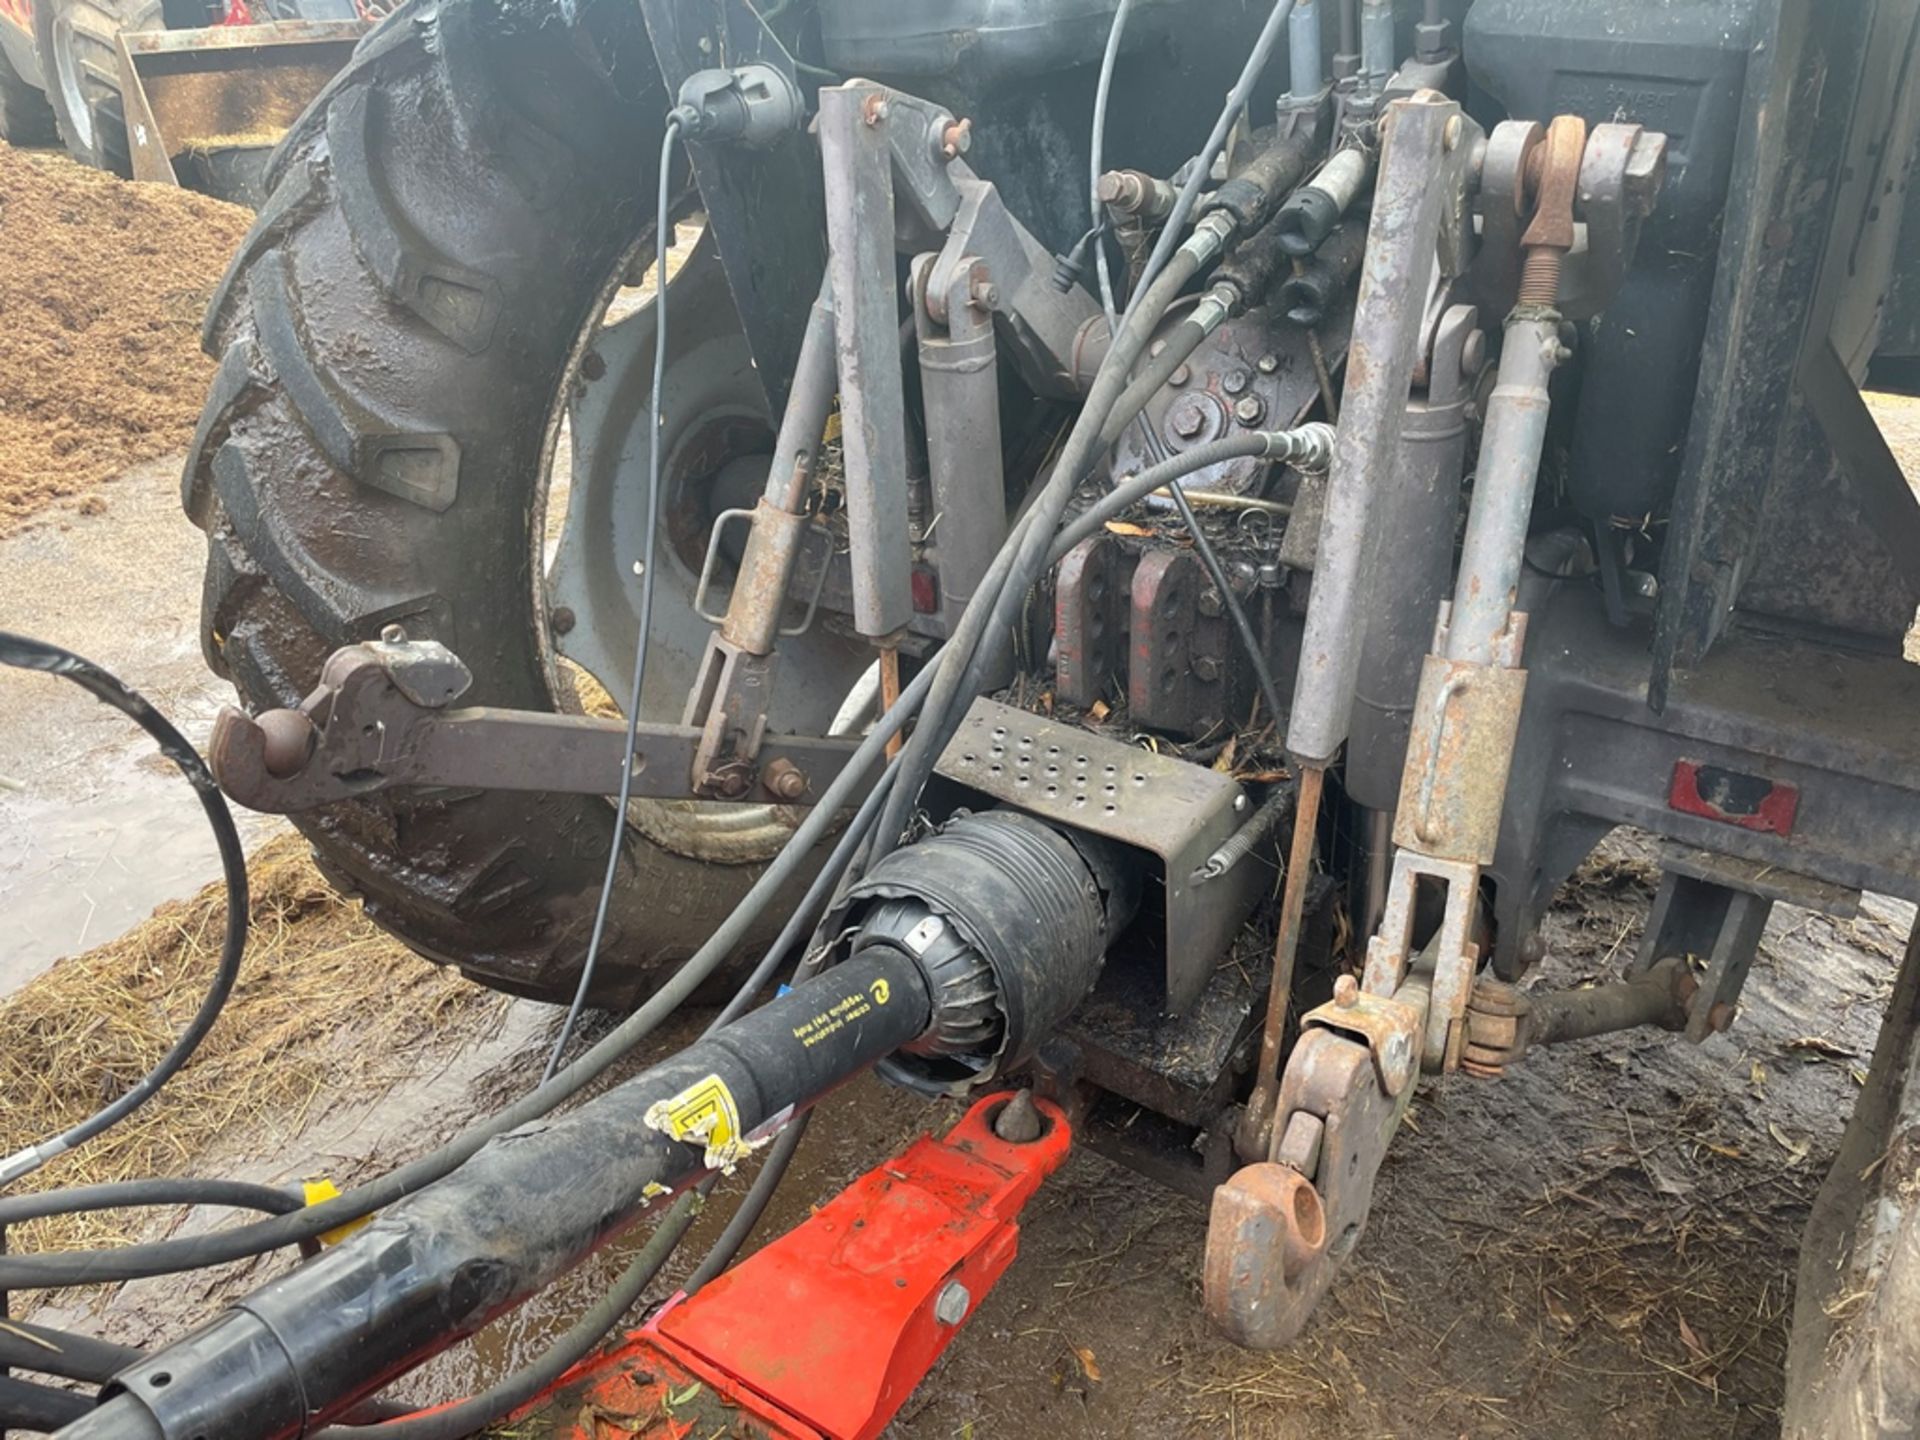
[644,1074,750,1173]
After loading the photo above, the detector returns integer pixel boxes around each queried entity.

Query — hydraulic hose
[1094,287,1237,454]
[0,633,248,1189]
[0,1178,301,1228]
[682,1116,807,1294]
[2,1374,89,1432]
[1132,0,1298,301]
[0,658,940,1292]
[0,1321,143,1385]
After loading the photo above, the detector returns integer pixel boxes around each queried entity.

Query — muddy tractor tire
[0,39,58,146]
[187,0,847,1007]
[34,0,160,174]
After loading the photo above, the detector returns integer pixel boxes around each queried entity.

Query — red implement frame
[513,1092,1071,1440]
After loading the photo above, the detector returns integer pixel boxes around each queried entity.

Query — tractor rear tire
[34,0,159,174]
[0,36,58,146]
[187,0,825,1007]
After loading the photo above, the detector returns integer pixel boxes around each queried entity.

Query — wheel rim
[51,13,95,153]
[538,229,872,862]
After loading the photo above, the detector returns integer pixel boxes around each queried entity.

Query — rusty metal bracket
[1362,849,1480,1072]
[1299,975,1421,1096]
[208,638,865,814]
[1205,1001,1417,1348]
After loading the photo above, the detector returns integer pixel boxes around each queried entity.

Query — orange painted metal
[515,1092,1071,1440]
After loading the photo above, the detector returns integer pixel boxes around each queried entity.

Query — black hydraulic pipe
[1,1375,89,1433]
[64,952,932,1440]
[0,1323,141,1387]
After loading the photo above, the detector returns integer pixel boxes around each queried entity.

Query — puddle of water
[0,686,286,997]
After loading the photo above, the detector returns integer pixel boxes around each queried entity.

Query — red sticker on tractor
[1668,760,1799,836]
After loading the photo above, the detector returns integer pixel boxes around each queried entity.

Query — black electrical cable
[0,1178,301,1228]
[1090,0,1136,322]
[542,117,683,1086]
[1,1372,91,1431]
[0,633,248,1189]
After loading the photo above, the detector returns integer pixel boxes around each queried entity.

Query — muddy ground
[3,149,1918,1438]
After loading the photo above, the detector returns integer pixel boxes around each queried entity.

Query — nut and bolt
[1222,368,1251,396]
[862,94,889,125]
[1170,397,1209,439]
[1333,974,1360,1008]
[763,757,809,801]
[934,1280,972,1325]
[970,278,1000,311]
[940,117,972,158]
[1233,394,1267,427]
[709,762,754,799]
[1197,587,1224,618]
[1256,353,1280,374]
[1193,656,1222,682]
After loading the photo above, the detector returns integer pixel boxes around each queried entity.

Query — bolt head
[1222,369,1250,396]
[1333,974,1359,1008]
[550,606,576,636]
[1233,395,1267,426]
[1256,353,1280,374]
[934,1280,971,1325]
[1169,363,1191,387]
[1169,398,1208,440]
[1197,587,1224,618]
[1193,655,1221,682]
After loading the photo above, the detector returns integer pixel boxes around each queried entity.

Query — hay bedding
[0,835,501,1258]
[0,141,251,535]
